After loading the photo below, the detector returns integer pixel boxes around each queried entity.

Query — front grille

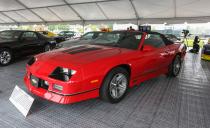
[30,75,49,90]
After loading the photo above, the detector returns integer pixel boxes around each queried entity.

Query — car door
[161,35,176,66]
[130,34,160,81]
[118,32,158,82]
[144,33,171,71]
[20,31,43,54]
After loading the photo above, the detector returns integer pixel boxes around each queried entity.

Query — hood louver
[63,46,101,54]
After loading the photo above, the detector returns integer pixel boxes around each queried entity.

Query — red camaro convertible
[24,31,186,104]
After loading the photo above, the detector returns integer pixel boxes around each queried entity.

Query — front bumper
[201,54,210,61]
[24,72,99,104]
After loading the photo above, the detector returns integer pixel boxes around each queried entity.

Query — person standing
[190,36,200,53]
[129,26,135,31]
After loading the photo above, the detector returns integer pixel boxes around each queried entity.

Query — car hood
[35,45,131,68]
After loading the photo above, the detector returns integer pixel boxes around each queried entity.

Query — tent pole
[82,20,85,34]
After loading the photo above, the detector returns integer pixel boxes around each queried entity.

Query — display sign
[139,26,151,32]
[9,86,34,117]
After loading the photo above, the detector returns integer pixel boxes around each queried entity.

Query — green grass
[184,39,205,48]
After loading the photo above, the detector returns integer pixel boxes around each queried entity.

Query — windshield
[91,32,143,50]
[0,31,21,39]
[38,31,48,37]
[165,34,180,42]
[81,32,104,40]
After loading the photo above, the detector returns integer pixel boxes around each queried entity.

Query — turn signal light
[53,84,63,91]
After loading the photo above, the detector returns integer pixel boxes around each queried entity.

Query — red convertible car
[24,31,186,104]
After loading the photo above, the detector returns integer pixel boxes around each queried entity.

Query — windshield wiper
[112,43,120,47]
[91,42,120,47]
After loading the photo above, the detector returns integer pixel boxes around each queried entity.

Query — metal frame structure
[0,0,208,25]
[15,0,46,23]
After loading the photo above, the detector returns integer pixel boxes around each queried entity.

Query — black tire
[44,44,51,52]
[167,55,181,77]
[0,48,13,66]
[100,67,129,103]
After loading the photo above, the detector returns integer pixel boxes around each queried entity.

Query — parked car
[0,30,57,66]
[58,31,105,48]
[53,31,76,43]
[58,31,76,39]
[24,31,186,104]
[201,43,210,61]
[38,31,57,37]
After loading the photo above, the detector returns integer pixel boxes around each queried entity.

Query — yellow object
[47,31,57,37]
[184,39,204,48]
[201,54,210,61]
[38,31,57,37]
[100,28,112,32]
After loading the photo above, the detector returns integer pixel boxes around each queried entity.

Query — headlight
[49,67,76,82]
[62,68,76,75]
[27,57,37,66]
[44,80,49,86]
[30,75,39,87]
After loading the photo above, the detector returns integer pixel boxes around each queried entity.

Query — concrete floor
[0,52,210,128]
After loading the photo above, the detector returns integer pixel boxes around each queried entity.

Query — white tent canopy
[0,0,209,25]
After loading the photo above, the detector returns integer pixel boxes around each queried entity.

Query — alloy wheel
[109,73,128,99]
[173,57,181,75]
[0,51,11,65]
[44,45,51,52]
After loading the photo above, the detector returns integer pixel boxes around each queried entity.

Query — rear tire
[0,48,13,66]
[100,67,129,103]
[167,55,181,77]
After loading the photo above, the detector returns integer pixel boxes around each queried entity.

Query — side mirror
[142,45,154,52]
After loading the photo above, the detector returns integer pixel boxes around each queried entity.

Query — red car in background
[24,31,186,104]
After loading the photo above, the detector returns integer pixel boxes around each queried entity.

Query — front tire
[168,55,181,77]
[44,44,51,52]
[100,67,129,103]
[0,49,13,66]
